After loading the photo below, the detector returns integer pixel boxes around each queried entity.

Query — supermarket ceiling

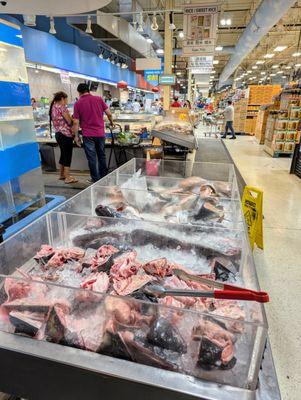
[9,0,301,88]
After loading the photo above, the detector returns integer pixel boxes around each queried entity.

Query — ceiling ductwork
[0,0,111,15]
[96,10,157,58]
[219,0,297,88]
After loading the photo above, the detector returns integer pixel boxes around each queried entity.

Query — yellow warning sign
[242,186,264,250]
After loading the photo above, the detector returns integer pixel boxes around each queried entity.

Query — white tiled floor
[224,136,301,400]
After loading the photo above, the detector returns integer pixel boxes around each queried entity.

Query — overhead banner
[136,58,161,71]
[189,55,213,74]
[144,69,161,86]
[182,3,218,56]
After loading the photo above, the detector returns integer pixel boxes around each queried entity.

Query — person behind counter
[73,83,114,183]
[132,98,141,113]
[184,100,192,109]
[49,91,78,184]
[171,96,182,107]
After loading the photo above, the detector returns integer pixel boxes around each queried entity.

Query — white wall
[27,68,107,102]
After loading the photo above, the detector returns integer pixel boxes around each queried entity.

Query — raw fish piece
[34,245,55,265]
[143,258,172,278]
[4,277,32,302]
[212,257,237,281]
[95,205,122,218]
[197,337,223,369]
[3,299,50,314]
[44,305,66,343]
[113,274,154,296]
[147,318,187,353]
[120,331,180,371]
[9,311,44,336]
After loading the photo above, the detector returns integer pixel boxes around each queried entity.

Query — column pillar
[163,0,173,111]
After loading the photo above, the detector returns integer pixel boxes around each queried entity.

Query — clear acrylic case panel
[0,181,15,223]
[0,212,267,390]
[110,159,239,201]
[0,107,33,122]
[0,42,28,83]
[56,184,244,230]
[11,168,45,213]
[0,118,37,150]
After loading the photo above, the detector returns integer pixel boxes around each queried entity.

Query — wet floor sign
[242,186,264,250]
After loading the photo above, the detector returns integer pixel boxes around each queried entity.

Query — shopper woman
[49,92,78,183]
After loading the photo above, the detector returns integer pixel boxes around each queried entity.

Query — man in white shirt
[221,100,236,139]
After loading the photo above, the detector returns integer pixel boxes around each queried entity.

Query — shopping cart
[202,113,222,137]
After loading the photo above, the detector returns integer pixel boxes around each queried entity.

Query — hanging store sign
[189,56,213,74]
[60,71,71,84]
[144,70,161,86]
[159,74,176,85]
[136,58,161,71]
[182,3,218,57]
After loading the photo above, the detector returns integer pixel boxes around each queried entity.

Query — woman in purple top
[49,91,78,184]
[73,83,114,183]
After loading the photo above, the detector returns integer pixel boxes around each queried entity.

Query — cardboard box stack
[264,101,301,157]
[246,85,281,135]
[233,98,248,133]
[255,104,277,144]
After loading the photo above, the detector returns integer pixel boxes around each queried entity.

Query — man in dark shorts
[73,83,114,182]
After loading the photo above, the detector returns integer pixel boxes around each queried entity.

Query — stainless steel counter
[0,331,280,400]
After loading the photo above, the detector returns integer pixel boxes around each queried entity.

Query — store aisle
[224,136,301,400]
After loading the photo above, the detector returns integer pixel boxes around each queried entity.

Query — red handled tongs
[143,269,269,304]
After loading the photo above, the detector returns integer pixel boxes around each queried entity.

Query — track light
[169,12,176,30]
[151,13,158,31]
[121,63,128,69]
[111,57,115,65]
[99,51,104,59]
[137,12,144,32]
[116,59,121,67]
[146,37,153,44]
[85,16,93,34]
[178,31,184,39]
[49,17,56,35]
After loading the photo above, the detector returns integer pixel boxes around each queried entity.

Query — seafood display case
[0,211,267,394]
[56,159,242,229]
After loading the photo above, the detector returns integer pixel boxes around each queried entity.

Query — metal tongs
[144,269,269,303]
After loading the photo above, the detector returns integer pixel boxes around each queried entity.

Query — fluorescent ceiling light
[215,46,223,51]
[85,16,93,34]
[274,45,287,52]
[276,70,283,74]
[256,60,265,65]
[295,63,301,67]
[146,38,153,44]
[252,66,258,69]
[247,70,252,73]
[176,72,181,75]
[213,60,219,65]
[151,14,158,31]
[260,71,266,75]
[49,17,56,35]
[272,65,279,69]
[284,66,291,69]
[156,48,164,55]
[293,52,301,57]
[264,53,275,59]
[270,73,276,76]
